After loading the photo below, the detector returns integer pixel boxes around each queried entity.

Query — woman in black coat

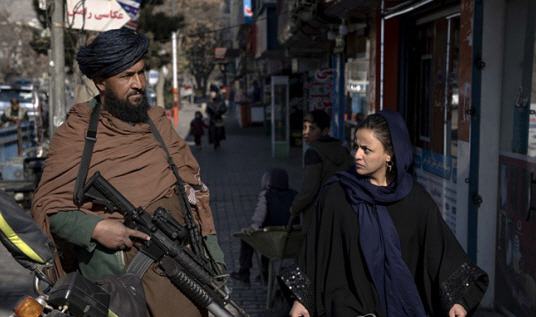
[281,110,488,317]
[205,91,226,149]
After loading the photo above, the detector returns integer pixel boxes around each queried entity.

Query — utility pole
[171,0,180,125]
[172,31,179,125]
[50,0,66,135]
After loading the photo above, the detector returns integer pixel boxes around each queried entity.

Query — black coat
[206,100,226,143]
[298,180,488,317]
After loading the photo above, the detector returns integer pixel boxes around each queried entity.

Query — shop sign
[305,69,334,110]
[244,0,253,24]
[66,0,129,31]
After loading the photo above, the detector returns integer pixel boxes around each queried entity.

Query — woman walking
[281,109,489,317]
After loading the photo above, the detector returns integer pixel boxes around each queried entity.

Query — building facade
[230,1,536,313]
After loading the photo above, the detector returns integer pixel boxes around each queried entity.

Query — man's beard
[103,89,150,123]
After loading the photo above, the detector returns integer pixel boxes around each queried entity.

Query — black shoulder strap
[146,118,205,257]
[73,102,101,207]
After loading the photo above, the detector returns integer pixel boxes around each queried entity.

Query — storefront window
[345,42,370,146]
[408,16,459,158]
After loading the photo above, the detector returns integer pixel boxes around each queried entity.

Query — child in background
[231,168,298,284]
[190,111,209,150]
[290,110,354,232]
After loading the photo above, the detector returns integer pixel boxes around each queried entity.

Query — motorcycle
[11,271,112,317]
[0,189,143,317]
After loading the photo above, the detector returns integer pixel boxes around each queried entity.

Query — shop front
[494,1,536,315]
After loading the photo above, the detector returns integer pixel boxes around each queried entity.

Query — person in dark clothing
[32,29,225,317]
[248,80,262,103]
[190,111,208,150]
[205,91,226,149]
[290,110,354,232]
[281,110,488,317]
[231,168,297,284]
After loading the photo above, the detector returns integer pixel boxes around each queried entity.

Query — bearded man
[31,28,225,317]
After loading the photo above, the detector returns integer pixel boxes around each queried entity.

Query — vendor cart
[233,224,304,310]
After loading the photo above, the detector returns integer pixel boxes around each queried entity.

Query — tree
[137,0,227,102]
[137,5,184,108]
[178,0,227,96]
[30,0,78,75]
[0,5,48,83]
[184,23,218,97]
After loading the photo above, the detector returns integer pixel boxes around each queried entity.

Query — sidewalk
[177,101,302,316]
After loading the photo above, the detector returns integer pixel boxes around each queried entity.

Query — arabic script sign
[67,0,129,31]
[305,69,334,110]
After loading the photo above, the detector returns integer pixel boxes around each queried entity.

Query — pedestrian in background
[206,90,226,150]
[282,110,488,317]
[231,168,297,284]
[290,110,354,232]
[190,111,208,151]
[1,97,29,127]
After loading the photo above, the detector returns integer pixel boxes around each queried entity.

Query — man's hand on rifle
[92,219,150,250]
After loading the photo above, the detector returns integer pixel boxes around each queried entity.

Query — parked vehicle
[0,142,48,209]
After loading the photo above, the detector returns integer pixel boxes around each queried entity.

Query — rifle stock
[82,172,248,317]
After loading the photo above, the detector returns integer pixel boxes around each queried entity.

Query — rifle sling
[74,102,101,207]
[145,118,206,257]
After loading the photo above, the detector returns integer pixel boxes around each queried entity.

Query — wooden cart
[233,225,305,310]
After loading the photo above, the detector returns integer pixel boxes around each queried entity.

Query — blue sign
[116,0,141,29]
[244,0,253,24]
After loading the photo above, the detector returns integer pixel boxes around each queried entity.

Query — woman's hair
[357,113,393,155]
[195,111,202,118]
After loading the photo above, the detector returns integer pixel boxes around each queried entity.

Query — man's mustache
[126,89,145,99]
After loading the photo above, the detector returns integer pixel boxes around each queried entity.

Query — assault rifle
[82,171,249,317]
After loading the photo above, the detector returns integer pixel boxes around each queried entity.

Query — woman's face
[353,128,392,186]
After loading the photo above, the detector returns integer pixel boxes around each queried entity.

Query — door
[405,12,461,232]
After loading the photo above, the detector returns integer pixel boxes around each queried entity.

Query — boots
[230,268,250,284]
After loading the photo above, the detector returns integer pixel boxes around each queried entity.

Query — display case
[271,76,289,158]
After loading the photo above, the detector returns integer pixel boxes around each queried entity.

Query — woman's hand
[449,303,467,317]
[289,300,309,317]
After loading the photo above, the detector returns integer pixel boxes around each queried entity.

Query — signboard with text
[305,69,334,111]
[66,0,130,31]
[244,0,253,24]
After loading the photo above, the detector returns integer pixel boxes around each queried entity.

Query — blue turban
[77,28,149,79]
